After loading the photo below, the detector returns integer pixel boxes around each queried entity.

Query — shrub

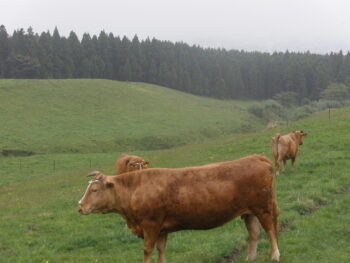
[320,83,350,102]
[273,91,299,107]
[248,100,286,121]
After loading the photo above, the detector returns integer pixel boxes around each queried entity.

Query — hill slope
[0,79,258,153]
[1,106,350,262]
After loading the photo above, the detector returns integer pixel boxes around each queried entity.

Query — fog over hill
[2,0,350,54]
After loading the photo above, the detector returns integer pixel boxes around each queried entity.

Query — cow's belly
[161,199,250,232]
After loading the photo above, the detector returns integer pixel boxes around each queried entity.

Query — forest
[0,25,350,101]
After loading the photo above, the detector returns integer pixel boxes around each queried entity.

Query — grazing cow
[116,154,149,174]
[272,130,308,176]
[78,155,280,263]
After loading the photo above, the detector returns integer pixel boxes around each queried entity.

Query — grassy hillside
[1,103,350,262]
[0,79,258,154]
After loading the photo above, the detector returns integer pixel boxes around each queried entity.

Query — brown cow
[78,154,280,262]
[272,130,308,176]
[116,154,149,174]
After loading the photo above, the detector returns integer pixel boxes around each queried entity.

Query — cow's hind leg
[275,157,282,176]
[242,214,261,261]
[256,212,280,262]
[142,221,161,263]
[156,233,168,263]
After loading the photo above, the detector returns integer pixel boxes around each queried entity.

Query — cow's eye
[91,189,98,193]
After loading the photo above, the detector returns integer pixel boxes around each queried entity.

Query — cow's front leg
[142,221,161,263]
[291,157,296,172]
[156,233,168,263]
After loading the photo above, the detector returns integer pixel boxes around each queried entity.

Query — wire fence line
[0,157,117,177]
[0,107,338,176]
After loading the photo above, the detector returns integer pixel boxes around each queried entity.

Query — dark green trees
[0,25,349,101]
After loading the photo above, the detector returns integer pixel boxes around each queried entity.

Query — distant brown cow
[78,155,280,262]
[272,130,308,176]
[116,154,149,174]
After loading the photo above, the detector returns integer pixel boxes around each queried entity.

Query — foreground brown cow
[116,154,149,174]
[78,154,280,262]
[272,130,308,176]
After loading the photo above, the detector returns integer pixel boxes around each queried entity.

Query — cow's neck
[109,176,133,215]
[289,133,298,145]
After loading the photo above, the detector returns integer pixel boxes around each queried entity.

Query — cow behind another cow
[272,130,308,176]
[116,154,149,174]
[78,154,280,262]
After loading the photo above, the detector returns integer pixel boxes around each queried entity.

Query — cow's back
[278,134,298,158]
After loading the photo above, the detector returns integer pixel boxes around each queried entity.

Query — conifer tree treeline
[1,25,350,101]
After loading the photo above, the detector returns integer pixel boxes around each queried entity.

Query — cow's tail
[255,154,279,214]
[271,133,281,159]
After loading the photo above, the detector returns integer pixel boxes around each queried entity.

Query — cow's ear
[302,132,308,136]
[105,181,114,189]
[144,161,149,165]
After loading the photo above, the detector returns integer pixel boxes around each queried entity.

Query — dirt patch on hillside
[1,150,35,157]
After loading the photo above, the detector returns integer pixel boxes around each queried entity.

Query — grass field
[0,79,258,153]
[1,79,350,263]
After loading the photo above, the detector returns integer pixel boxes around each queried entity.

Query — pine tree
[0,25,9,76]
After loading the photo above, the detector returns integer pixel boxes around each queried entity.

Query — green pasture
[1,79,350,263]
[0,79,258,154]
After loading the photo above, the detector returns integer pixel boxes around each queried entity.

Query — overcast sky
[2,0,350,54]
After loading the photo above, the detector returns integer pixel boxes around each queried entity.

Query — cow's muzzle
[77,205,90,215]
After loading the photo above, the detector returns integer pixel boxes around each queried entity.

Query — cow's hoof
[271,251,280,262]
[246,254,257,261]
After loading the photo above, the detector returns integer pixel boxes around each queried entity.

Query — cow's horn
[86,171,101,177]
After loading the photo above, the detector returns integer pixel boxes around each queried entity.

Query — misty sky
[2,0,350,54]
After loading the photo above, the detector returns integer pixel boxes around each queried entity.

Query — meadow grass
[1,80,350,262]
[0,79,258,153]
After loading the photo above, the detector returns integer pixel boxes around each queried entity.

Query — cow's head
[77,171,116,215]
[128,160,149,171]
[293,130,308,145]
[117,154,150,174]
